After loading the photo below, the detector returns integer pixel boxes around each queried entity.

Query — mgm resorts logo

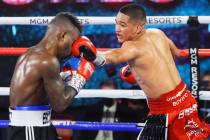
[29,17,90,25]
[30,18,49,25]
[190,48,199,97]
[146,17,182,24]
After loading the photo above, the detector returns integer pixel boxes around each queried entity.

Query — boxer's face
[115,12,141,43]
[57,27,80,58]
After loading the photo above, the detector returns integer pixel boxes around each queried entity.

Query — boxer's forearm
[94,48,130,66]
[105,48,130,64]
[105,51,121,64]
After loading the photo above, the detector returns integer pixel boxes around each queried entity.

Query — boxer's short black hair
[119,4,146,24]
[50,12,82,33]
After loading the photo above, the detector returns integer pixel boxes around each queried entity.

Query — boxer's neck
[37,37,57,57]
[132,28,146,41]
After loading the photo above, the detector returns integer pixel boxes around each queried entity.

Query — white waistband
[9,108,52,127]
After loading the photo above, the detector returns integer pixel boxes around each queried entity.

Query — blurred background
[0,0,210,140]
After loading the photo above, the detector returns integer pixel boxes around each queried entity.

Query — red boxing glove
[120,65,136,84]
[71,36,97,62]
[62,56,95,93]
[74,57,95,80]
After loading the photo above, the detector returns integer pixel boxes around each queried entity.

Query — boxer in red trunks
[92,3,210,140]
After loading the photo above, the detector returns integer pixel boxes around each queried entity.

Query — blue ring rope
[51,119,210,131]
[0,120,141,132]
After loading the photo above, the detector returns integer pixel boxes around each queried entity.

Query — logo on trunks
[146,17,182,25]
[43,111,51,125]
[167,85,186,102]
[171,92,188,106]
[178,104,197,119]
[184,119,203,139]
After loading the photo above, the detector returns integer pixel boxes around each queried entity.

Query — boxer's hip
[147,81,196,116]
[145,81,210,139]
[9,105,52,127]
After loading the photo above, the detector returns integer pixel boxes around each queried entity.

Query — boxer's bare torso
[105,28,182,98]
[10,46,56,107]
[128,29,181,98]
[10,17,80,111]
[10,45,77,112]
[102,11,183,98]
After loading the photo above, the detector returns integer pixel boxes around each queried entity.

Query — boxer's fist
[71,36,97,62]
[120,65,136,84]
[62,56,95,93]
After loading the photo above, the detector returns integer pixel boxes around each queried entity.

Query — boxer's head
[116,4,146,43]
[47,12,82,58]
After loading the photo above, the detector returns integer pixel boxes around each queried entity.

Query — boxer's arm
[167,38,181,57]
[42,57,76,112]
[160,30,181,57]
[157,29,181,57]
[97,42,139,65]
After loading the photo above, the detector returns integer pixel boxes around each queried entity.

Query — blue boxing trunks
[8,105,62,140]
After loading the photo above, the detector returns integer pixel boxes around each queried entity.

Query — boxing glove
[62,56,95,93]
[120,65,136,84]
[71,36,97,62]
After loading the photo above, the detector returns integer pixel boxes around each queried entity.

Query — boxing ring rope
[1,16,210,133]
[0,120,142,132]
[0,47,210,57]
[0,16,210,25]
[0,87,210,100]
[0,87,145,99]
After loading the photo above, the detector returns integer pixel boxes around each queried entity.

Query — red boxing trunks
[140,81,210,140]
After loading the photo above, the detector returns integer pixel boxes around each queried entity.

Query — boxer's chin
[117,38,124,43]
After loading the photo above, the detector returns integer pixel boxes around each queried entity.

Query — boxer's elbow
[53,106,65,113]
[51,100,69,113]
[51,102,67,112]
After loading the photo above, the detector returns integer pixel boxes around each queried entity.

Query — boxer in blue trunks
[8,12,96,140]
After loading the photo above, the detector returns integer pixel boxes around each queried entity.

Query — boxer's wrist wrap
[94,53,106,67]
[66,72,86,93]
[60,71,72,82]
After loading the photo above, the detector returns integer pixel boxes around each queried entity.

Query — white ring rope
[0,16,210,25]
[0,87,210,100]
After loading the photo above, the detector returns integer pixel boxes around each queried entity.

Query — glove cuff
[66,72,86,94]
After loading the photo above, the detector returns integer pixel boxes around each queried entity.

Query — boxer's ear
[57,31,66,42]
[136,24,143,34]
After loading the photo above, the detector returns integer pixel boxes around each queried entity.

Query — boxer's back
[129,29,182,98]
[10,47,52,107]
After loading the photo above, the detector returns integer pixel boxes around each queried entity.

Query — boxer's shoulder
[23,48,60,73]
[122,41,139,49]
[40,56,60,75]
[146,28,163,33]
